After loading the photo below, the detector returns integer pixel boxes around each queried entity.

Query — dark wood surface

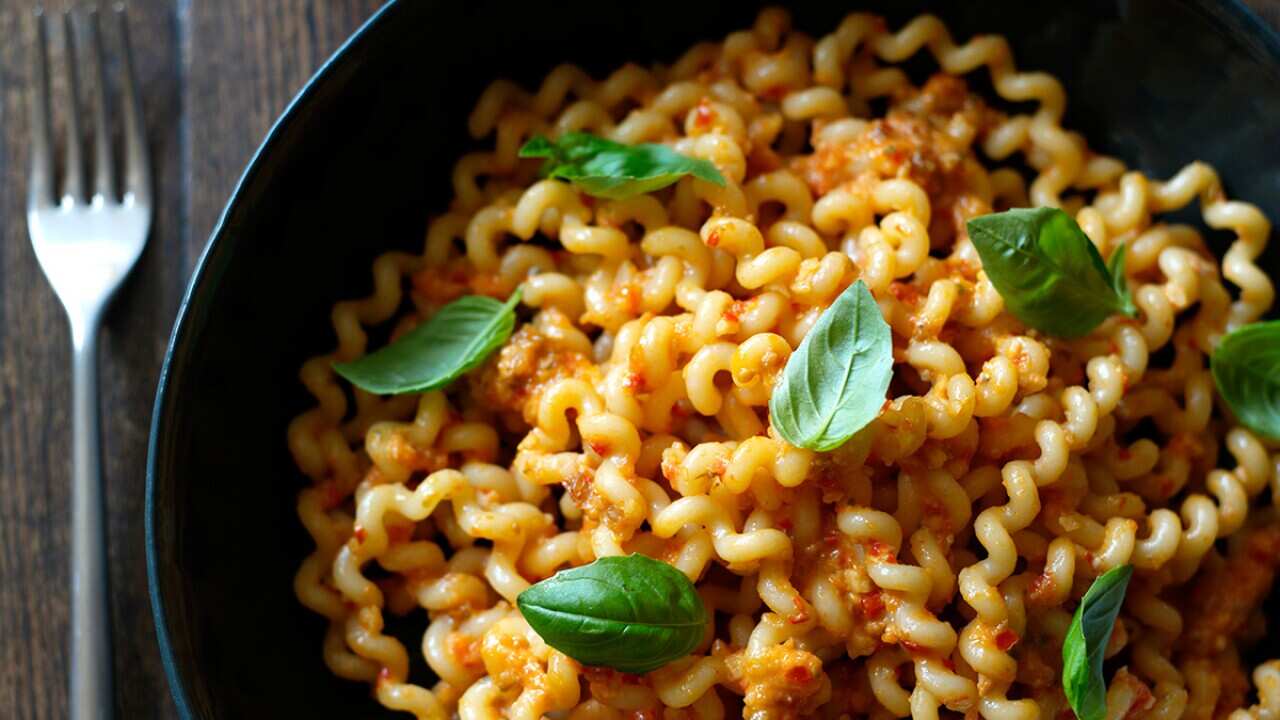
[0,2,382,717]
[0,1,1275,718]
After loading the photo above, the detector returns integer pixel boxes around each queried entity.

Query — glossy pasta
[288,9,1280,719]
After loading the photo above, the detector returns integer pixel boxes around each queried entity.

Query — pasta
[288,8,1280,720]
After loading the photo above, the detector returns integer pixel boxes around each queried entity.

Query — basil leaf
[1107,244,1137,317]
[1211,320,1280,440]
[517,554,707,674]
[769,279,893,451]
[518,131,726,200]
[967,208,1137,338]
[1063,565,1133,720]
[333,289,521,395]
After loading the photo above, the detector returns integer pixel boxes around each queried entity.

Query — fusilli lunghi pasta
[289,9,1280,719]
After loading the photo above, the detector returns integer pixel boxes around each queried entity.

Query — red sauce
[760,84,789,101]
[995,628,1019,651]
[868,540,897,563]
[860,592,886,619]
[785,665,813,685]
[386,524,413,544]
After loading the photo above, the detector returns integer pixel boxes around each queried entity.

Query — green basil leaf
[1063,565,1133,720]
[1211,320,1280,440]
[518,131,726,200]
[517,554,707,674]
[967,208,1137,338]
[333,289,521,395]
[769,279,893,451]
[1107,244,1137,317]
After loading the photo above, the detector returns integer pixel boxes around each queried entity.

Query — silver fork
[27,8,151,719]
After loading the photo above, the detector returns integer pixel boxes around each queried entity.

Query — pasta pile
[289,8,1280,720]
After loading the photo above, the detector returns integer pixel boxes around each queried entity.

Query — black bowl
[146,0,1280,716]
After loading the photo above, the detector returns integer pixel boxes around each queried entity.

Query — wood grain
[0,1,1276,718]
[0,2,380,718]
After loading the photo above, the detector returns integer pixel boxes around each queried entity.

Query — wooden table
[0,1,1276,717]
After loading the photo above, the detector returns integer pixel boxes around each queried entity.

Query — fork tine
[115,6,150,206]
[80,10,115,203]
[60,11,85,204]
[29,10,55,209]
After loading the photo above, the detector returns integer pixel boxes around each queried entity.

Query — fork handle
[70,315,114,720]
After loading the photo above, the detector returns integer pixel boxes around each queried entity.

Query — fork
[27,8,151,719]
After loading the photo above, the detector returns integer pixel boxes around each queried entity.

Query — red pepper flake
[789,597,810,624]
[589,440,611,457]
[693,98,715,129]
[377,666,392,684]
[625,372,648,393]
[1028,573,1053,603]
[784,665,813,685]
[868,540,897,562]
[386,524,413,544]
[671,401,690,418]
[353,526,368,544]
[579,192,596,208]
[994,628,1019,651]
[619,283,642,314]
[727,300,751,324]
[706,228,721,247]
[860,592,885,619]
[824,528,842,546]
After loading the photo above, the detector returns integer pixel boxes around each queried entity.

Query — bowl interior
[148,0,1280,716]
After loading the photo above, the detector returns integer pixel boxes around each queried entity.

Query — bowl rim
[144,0,400,715]
[144,0,1280,716]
